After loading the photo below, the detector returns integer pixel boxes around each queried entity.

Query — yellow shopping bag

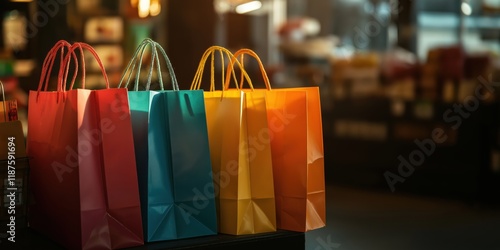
[191,46,276,235]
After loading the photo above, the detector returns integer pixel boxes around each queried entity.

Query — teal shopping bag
[119,39,217,242]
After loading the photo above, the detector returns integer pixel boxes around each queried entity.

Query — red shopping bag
[27,41,143,249]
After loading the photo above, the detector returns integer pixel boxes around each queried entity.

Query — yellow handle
[0,80,6,122]
[225,48,272,91]
[190,45,253,91]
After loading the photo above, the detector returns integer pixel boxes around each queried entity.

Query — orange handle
[190,45,253,91]
[224,48,272,91]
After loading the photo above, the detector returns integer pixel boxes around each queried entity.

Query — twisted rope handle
[58,42,110,90]
[190,45,253,92]
[37,40,73,93]
[36,40,74,102]
[118,38,179,91]
[225,48,272,91]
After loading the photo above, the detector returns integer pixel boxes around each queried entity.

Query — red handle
[37,40,73,93]
[58,42,110,90]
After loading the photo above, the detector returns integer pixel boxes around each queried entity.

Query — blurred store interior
[2,0,500,249]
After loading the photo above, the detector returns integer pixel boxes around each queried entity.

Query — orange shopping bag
[227,48,326,232]
[191,46,277,235]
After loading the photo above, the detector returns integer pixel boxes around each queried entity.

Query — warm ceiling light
[150,0,161,16]
[138,0,150,18]
[136,0,161,18]
[235,1,262,14]
[9,0,33,2]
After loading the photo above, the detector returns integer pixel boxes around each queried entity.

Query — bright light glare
[235,1,262,14]
[461,2,472,16]
[150,0,161,16]
[138,0,151,18]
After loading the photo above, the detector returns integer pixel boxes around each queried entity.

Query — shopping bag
[191,46,276,235]
[227,48,326,232]
[0,80,25,159]
[0,80,30,235]
[27,41,144,249]
[0,97,18,122]
[118,38,217,242]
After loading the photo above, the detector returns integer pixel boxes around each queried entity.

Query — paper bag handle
[118,38,179,91]
[58,42,110,90]
[190,45,253,91]
[0,81,7,122]
[225,48,272,91]
[190,46,235,91]
[37,40,73,93]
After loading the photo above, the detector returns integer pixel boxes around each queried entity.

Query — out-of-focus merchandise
[419,59,439,101]
[280,35,338,59]
[0,60,17,107]
[330,52,381,99]
[421,45,495,103]
[329,44,497,103]
[0,60,14,78]
[381,48,419,101]
[0,99,17,123]
[0,81,22,155]
[334,119,388,141]
[482,0,500,14]
[84,16,124,43]
[2,11,28,53]
[278,16,321,42]
[0,50,30,109]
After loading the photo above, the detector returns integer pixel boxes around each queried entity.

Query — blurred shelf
[323,96,500,204]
